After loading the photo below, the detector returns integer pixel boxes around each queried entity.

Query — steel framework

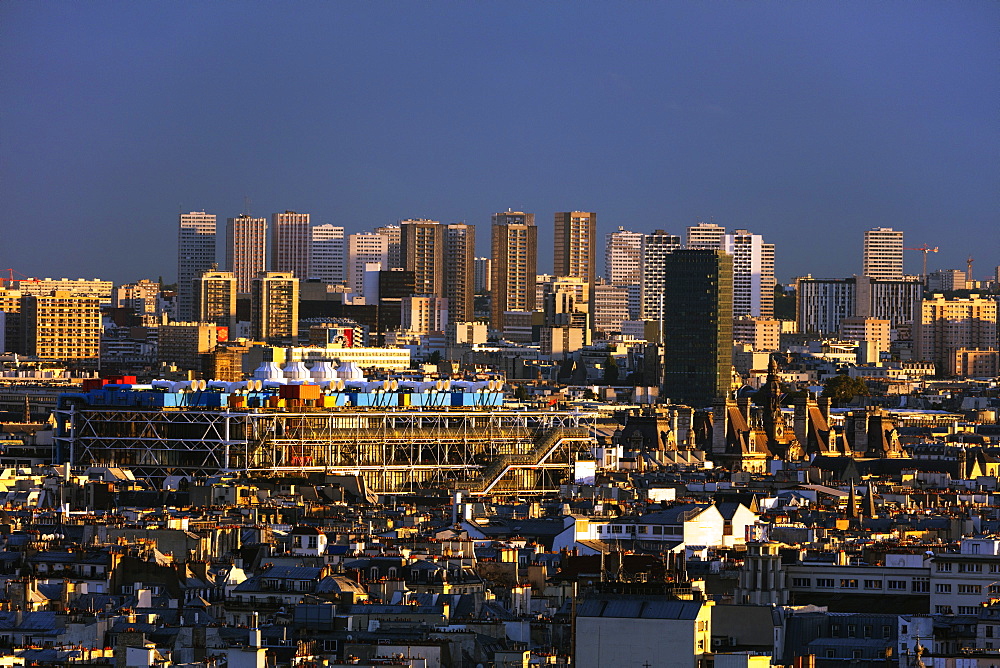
[55,405,596,494]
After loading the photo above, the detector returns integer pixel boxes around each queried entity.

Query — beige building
[733,316,781,352]
[271,210,311,279]
[346,233,388,297]
[400,219,444,297]
[193,271,237,330]
[21,291,101,362]
[686,221,726,249]
[250,272,299,343]
[863,226,904,280]
[593,282,630,335]
[444,223,474,325]
[839,317,890,352]
[158,322,219,372]
[400,296,448,334]
[490,211,537,331]
[374,224,402,270]
[553,211,596,300]
[114,279,161,316]
[226,215,267,294]
[915,294,997,377]
[177,211,216,320]
[0,288,22,354]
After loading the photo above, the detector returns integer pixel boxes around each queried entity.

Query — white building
[347,233,388,297]
[473,256,491,294]
[686,221,727,249]
[863,226,904,280]
[310,224,345,284]
[723,230,775,318]
[640,231,682,321]
[226,215,267,294]
[177,211,217,321]
[605,226,643,286]
[271,211,311,279]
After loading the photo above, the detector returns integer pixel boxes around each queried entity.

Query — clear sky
[2,1,997,285]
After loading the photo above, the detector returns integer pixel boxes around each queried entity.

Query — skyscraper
[640,231,682,321]
[177,211,216,321]
[226,215,267,294]
[553,211,596,292]
[491,211,537,331]
[21,291,102,362]
[250,271,299,343]
[400,219,444,297]
[271,211,311,279]
[660,249,733,406]
[863,227,904,280]
[375,225,403,270]
[444,223,475,324]
[686,222,726,249]
[310,224,346,284]
[193,270,237,329]
[605,226,643,285]
[723,230,775,318]
[474,257,492,294]
[347,233,388,297]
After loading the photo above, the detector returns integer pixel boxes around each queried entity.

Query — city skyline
[2,3,996,285]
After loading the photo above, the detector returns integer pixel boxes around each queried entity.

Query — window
[840,579,859,589]
[847,625,857,638]
[864,580,883,590]
[913,581,929,593]
[831,624,840,637]
[853,650,863,659]
[959,606,980,614]
[825,650,835,659]
[652,526,662,535]
[611,526,622,534]
[960,563,983,573]
[987,625,994,638]
[901,625,908,634]
[792,578,811,587]
[937,562,953,572]
[864,625,873,638]
[817,578,834,588]
[959,584,982,595]
[637,526,648,534]
[935,605,954,614]
[882,625,891,638]
[936,584,952,594]
[888,580,907,590]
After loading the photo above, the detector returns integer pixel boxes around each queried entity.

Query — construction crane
[2,269,40,285]
[904,245,939,283]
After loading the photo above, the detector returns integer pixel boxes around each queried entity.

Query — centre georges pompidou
[54,379,595,495]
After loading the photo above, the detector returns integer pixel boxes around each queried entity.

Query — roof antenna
[243,195,252,217]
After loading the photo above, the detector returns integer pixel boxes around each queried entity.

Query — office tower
[347,233,388,297]
[375,225,403,270]
[311,224,346,284]
[661,250,734,406]
[640,231,682,321]
[863,227,904,280]
[490,211,538,331]
[177,211,217,322]
[593,282,630,335]
[400,219,444,296]
[605,227,643,286]
[553,211,596,296]
[271,211,311,279]
[21,291,101,361]
[250,272,299,343]
[723,230,776,318]
[226,215,267,294]
[474,257,492,294]
[193,270,237,329]
[444,223,475,324]
[157,322,219,371]
[915,294,998,377]
[686,222,726,249]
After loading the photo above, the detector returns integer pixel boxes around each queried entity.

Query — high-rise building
[347,233,388,298]
[226,215,267,294]
[490,211,537,331]
[113,279,161,316]
[660,250,734,406]
[593,282,630,335]
[723,230,775,318]
[640,231,682,322]
[0,288,22,354]
[375,225,403,270]
[553,211,596,296]
[310,224,346,284]
[271,211,311,279]
[400,219,444,297]
[796,275,923,335]
[605,227,643,286]
[474,257,492,294]
[21,291,101,362]
[193,270,237,330]
[400,296,449,334]
[686,222,726,249]
[863,227,904,280]
[915,294,998,377]
[250,272,299,343]
[157,322,219,372]
[177,211,217,322]
[444,223,475,325]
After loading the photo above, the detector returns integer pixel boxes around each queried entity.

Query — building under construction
[54,378,595,495]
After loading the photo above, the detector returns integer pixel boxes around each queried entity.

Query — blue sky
[2,1,997,284]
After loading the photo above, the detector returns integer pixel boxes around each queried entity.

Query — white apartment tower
[271,211,311,279]
[686,222,727,249]
[474,257,492,294]
[177,211,217,321]
[640,231,682,320]
[723,230,776,318]
[347,233,388,298]
[226,215,267,294]
[310,224,346,284]
[863,227,904,280]
[605,227,644,286]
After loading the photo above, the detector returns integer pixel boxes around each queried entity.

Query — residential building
[593,282,630,335]
[12,278,114,305]
[157,322,219,372]
[553,211,596,301]
[915,294,998,377]
[660,249,733,406]
[250,272,298,343]
[490,211,537,331]
[473,257,491,294]
[375,224,402,270]
[927,269,969,292]
[723,230,775,318]
[605,226,643,286]
[686,221,726,249]
[796,275,923,335]
[114,279,161,316]
[0,288,21,353]
[640,231,682,323]
[225,215,267,294]
[732,316,780,352]
[177,211,216,321]
[193,270,237,330]
[21,291,101,362]
[271,210,310,279]
[840,317,891,353]
[400,296,448,334]
[310,224,345,284]
[444,223,475,325]
[863,226,904,280]
[346,233,388,298]
[400,219,444,297]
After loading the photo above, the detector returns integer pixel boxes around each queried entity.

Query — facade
[193,270,237,330]
[593,282,630,335]
[605,226,643,286]
[490,211,537,331]
[158,322,219,372]
[553,211,596,300]
[723,230,775,318]
[0,288,21,354]
[686,221,726,249]
[177,211,217,322]
[271,211,311,279]
[796,275,923,335]
[863,226,904,280]
[346,233,388,297]
[21,291,101,361]
[840,317,891,352]
[444,223,475,325]
[225,215,267,294]
[400,296,449,334]
[927,269,969,292]
[114,279,161,316]
[473,257,491,294]
[400,219,444,297]
[661,250,734,407]
[12,278,114,305]
[250,272,299,343]
[374,224,402,270]
[310,224,345,284]
[732,316,780,352]
[640,231,682,323]
[915,294,998,377]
